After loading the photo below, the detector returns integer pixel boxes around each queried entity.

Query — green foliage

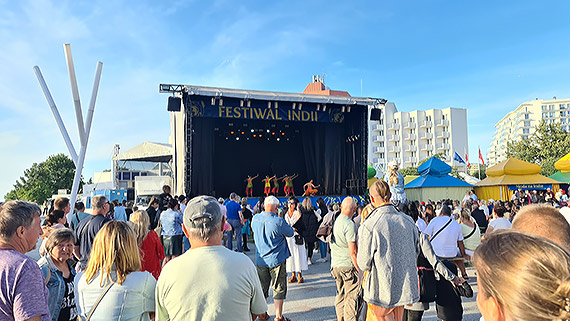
[506,121,570,176]
[401,153,454,177]
[400,166,418,177]
[418,152,447,166]
[4,154,82,204]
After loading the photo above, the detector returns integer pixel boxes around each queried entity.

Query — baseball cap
[184,196,223,228]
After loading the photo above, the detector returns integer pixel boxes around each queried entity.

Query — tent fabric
[549,171,570,183]
[406,187,471,202]
[114,142,172,162]
[485,158,540,176]
[406,175,472,188]
[555,152,570,173]
[417,157,452,177]
[477,158,559,186]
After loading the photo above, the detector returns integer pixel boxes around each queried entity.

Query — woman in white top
[458,208,481,257]
[486,203,512,234]
[284,197,308,283]
[75,221,156,321]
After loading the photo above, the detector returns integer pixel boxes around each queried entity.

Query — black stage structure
[160,84,385,199]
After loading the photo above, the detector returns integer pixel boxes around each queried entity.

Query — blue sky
[1,0,570,200]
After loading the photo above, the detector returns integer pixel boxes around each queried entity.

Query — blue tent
[405,157,472,201]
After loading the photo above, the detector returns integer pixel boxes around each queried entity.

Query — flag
[479,148,485,166]
[454,152,465,164]
[464,148,470,167]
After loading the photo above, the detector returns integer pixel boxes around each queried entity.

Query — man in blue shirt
[251,196,294,321]
[225,192,244,252]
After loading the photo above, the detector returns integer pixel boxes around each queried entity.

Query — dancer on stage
[271,175,284,196]
[384,160,408,210]
[302,180,320,197]
[244,174,258,197]
[283,174,298,196]
[262,175,273,196]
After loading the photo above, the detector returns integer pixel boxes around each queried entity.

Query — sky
[1,0,570,200]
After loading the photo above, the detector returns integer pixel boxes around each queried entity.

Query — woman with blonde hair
[474,230,570,321]
[129,210,165,280]
[458,208,481,259]
[384,160,407,210]
[75,221,156,321]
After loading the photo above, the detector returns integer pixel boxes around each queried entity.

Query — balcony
[404,122,416,129]
[387,146,397,153]
[387,123,400,130]
[404,157,417,164]
[388,134,400,141]
[403,133,417,140]
[371,135,383,142]
[373,146,383,154]
[404,145,417,152]
[421,144,434,150]
[420,121,432,128]
[435,119,449,127]
[436,131,450,139]
[436,143,450,150]
[371,123,382,132]
[419,132,432,140]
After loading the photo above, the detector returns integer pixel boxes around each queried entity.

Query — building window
[395,152,400,158]
[562,119,567,124]
[379,142,384,147]
[525,114,529,120]
[410,117,415,122]
[561,104,566,109]
[395,130,400,135]
[411,140,416,146]
[411,151,416,157]
[550,112,555,118]
[550,105,555,110]
[523,128,529,134]
[524,121,530,127]
[542,105,547,111]
[562,111,567,117]
[427,139,432,145]
[442,114,447,120]
[379,130,384,136]
[379,152,384,159]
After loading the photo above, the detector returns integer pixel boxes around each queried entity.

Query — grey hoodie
[357,204,420,308]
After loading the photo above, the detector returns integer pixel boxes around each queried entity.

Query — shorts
[162,235,183,256]
[257,261,287,300]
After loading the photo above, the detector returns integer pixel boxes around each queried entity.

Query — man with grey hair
[331,197,362,321]
[155,195,267,321]
[0,200,50,321]
[251,195,295,321]
[73,195,110,271]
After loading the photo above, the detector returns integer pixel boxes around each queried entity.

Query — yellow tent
[474,158,559,201]
[555,152,570,172]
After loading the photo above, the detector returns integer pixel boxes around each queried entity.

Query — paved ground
[243,242,482,321]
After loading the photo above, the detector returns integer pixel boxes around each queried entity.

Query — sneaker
[315,258,327,263]
[307,258,312,265]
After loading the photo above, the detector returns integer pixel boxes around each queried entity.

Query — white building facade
[487,97,570,166]
[368,103,469,170]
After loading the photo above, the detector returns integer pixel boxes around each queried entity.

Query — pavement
[242,242,482,321]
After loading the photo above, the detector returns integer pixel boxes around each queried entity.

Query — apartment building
[368,103,469,169]
[487,97,570,166]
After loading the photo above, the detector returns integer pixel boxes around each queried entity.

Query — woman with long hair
[38,229,78,321]
[315,197,329,263]
[299,198,319,265]
[424,204,436,223]
[129,210,165,280]
[75,221,156,320]
[474,230,570,321]
[458,208,481,259]
[384,160,407,210]
[40,210,67,256]
[284,196,308,283]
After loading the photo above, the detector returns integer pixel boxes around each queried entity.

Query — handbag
[417,251,437,302]
[294,234,304,245]
[86,281,114,321]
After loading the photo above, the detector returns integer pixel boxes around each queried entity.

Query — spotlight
[323,105,327,111]
[281,132,285,136]
[316,104,320,111]
[211,98,215,105]
[347,106,351,112]
[342,106,346,113]
[268,101,272,108]
[267,129,270,133]
[230,131,234,135]
[236,137,239,140]
[247,100,251,107]
[241,131,245,134]
[292,103,296,110]
[251,129,254,133]
[240,100,244,107]
[277,138,280,141]
[272,132,275,135]
[274,102,278,108]
[298,103,302,110]
[219,99,223,106]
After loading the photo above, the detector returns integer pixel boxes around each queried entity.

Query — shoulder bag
[86,282,114,321]
[430,218,453,242]
[463,223,477,240]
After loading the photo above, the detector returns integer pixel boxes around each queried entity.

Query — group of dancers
[244,174,321,197]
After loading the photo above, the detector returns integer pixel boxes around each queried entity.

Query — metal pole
[85,62,103,139]
[69,145,87,208]
[33,66,78,165]
[64,44,87,146]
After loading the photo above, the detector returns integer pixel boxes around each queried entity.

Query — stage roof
[160,84,384,107]
[114,142,172,163]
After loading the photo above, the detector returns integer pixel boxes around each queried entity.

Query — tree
[4,154,83,204]
[506,121,570,176]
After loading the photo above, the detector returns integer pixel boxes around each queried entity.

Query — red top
[140,230,165,280]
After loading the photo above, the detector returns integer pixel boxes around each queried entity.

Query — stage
[235,195,368,209]
[164,84,383,200]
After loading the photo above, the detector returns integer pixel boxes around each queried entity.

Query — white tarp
[114,142,172,162]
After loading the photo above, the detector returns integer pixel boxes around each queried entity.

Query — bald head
[512,204,570,252]
[341,197,356,217]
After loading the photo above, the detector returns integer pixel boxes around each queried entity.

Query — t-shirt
[160,209,183,236]
[424,216,463,258]
[460,223,481,251]
[158,193,172,212]
[330,214,358,268]
[113,206,128,222]
[74,214,110,271]
[140,230,165,280]
[0,249,50,321]
[156,246,267,321]
[416,218,427,233]
[489,217,511,231]
[225,201,241,220]
[470,209,488,230]
[69,211,90,231]
[58,273,77,321]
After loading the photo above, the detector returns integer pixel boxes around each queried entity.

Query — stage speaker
[167,96,182,112]
[370,109,381,120]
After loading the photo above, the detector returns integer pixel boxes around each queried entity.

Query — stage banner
[188,98,345,124]
[507,184,552,191]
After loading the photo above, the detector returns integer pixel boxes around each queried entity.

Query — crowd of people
[3,180,570,321]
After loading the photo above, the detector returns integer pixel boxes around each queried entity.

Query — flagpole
[478,145,481,180]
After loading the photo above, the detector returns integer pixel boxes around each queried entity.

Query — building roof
[405,157,472,188]
[114,142,172,162]
[555,152,570,172]
[477,158,559,186]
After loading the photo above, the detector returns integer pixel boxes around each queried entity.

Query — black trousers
[402,309,423,321]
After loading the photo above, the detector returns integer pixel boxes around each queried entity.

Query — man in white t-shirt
[424,204,469,279]
[486,203,512,234]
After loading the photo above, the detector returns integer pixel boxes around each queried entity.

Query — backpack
[316,210,340,243]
